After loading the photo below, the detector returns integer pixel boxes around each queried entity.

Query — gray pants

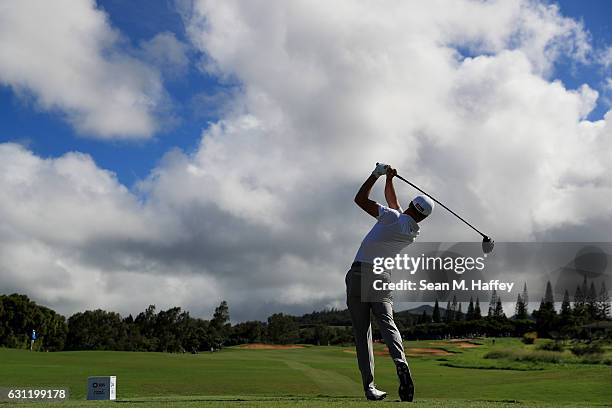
[346,262,407,391]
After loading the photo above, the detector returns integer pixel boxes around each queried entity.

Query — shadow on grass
[115,395,359,404]
[439,362,544,371]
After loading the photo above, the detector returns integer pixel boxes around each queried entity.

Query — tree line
[0,277,609,352]
[397,278,610,341]
[0,295,354,352]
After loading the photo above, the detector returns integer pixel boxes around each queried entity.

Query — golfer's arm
[354,175,379,218]
[384,176,401,210]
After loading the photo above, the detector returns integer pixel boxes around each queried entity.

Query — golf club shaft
[395,174,487,239]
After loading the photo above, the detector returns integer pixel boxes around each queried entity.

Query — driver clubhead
[482,236,495,254]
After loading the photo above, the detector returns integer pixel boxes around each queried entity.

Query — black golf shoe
[365,387,387,401]
[396,362,414,402]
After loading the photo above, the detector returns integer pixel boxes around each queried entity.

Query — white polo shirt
[354,204,420,264]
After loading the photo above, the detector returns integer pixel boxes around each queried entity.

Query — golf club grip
[395,174,486,238]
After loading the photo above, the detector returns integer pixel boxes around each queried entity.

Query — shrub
[484,350,513,359]
[520,350,564,363]
[570,342,604,356]
[522,332,537,344]
[579,355,608,364]
[536,341,564,352]
[484,349,564,364]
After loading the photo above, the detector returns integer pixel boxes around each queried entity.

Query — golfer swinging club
[347,162,434,401]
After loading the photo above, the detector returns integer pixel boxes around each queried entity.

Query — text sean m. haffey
[373,279,515,293]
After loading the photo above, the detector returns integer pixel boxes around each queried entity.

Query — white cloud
[179,0,609,239]
[599,78,612,109]
[598,46,612,69]
[1,0,612,320]
[0,143,222,316]
[0,0,164,139]
[0,144,155,244]
[139,32,190,78]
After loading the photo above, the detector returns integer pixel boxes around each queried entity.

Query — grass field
[1,338,611,407]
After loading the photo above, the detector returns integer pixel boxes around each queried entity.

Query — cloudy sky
[1,0,611,321]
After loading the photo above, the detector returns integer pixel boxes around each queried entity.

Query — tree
[134,305,160,351]
[574,284,585,307]
[598,282,610,320]
[231,321,265,345]
[420,309,431,324]
[182,318,202,352]
[466,297,475,321]
[586,282,598,321]
[154,307,189,352]
[189,319,214,351]
[212,301,230,329]
[0,294,67,351]
[543,281,555,306]
[514,293,527,320]
[0,300,5,341]
[267,313,298,344]
[211,301,231,348]
[573,284,586,323]
[534,281,557,337]
[456,303,464,321]
[312,324,334,345]
[488,290,497,317]
[522,282,529,311]
[130,304,218,352]
[66,310,128,350]
[444,300,452,322]
[560,290,572,327]
[432,300,441,323]
[42,311,68,351]
[474,297,482,320]
[494,298,505,319]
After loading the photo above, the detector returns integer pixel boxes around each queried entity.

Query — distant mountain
[293,305,447,327]
[396,304,447,317]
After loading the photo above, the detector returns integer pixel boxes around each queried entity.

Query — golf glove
[372,162,390,178]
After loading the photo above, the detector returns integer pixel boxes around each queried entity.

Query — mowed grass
[1,338,611,407]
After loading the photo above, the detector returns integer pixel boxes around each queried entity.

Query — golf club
[378,164,495,254]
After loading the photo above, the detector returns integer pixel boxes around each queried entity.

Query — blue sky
[0,0,230,187]
[1,0,610,188]
[2,1,612,319]
[555,0,611,119]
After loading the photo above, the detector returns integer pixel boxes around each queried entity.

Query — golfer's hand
[386,167,397,178]
[372,162,390,178]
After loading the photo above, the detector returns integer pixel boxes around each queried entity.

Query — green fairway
[1,339,611,407]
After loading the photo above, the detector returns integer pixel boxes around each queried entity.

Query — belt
[351,261,373,268]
